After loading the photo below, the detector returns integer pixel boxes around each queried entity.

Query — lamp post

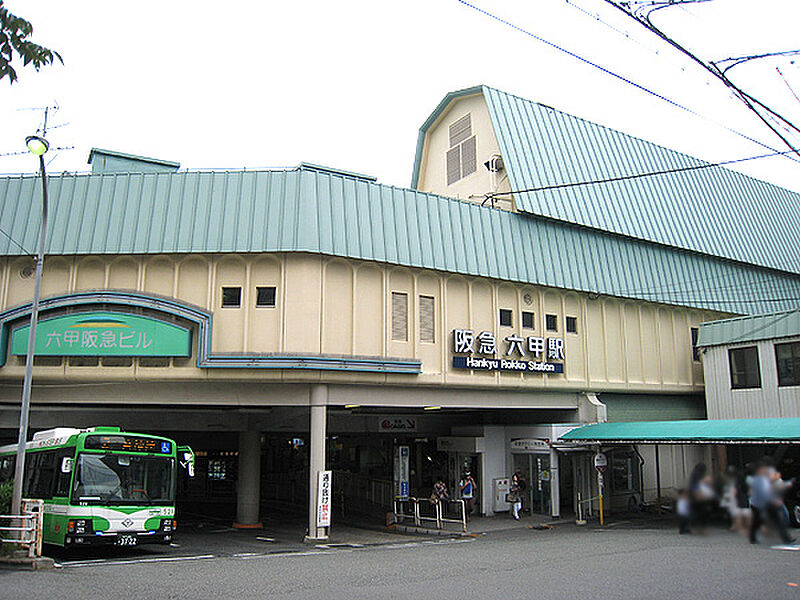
[11,135,50,516]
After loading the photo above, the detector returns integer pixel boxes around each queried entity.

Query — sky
[2,0,800,193]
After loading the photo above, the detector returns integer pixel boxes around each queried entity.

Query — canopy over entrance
[560,418,800,445]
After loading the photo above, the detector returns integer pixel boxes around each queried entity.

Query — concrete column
[233,430,262,528]
[550,448,560,518]
[306,384,328,542]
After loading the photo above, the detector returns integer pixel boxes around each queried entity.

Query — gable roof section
[2,166,800,315]
[481,86,800,276]
[697,307,800,347]
[410,85,484,189]
[411,86,800,277]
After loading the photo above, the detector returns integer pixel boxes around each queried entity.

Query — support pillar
[233,430,262,529]
[549,448,560,518]
[655,445,662,516]
[306,384,329,542]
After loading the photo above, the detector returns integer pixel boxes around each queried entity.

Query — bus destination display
[85,435,172,454]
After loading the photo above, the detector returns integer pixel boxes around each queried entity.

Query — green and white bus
[0,426,194,548]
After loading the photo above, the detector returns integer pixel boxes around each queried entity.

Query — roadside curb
[0,556,56,570]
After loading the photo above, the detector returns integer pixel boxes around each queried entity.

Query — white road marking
[232,552,260,557]
[772,544,800,551]
[239,551,330,559]
[256,536,276,542]
[59,554,216,568]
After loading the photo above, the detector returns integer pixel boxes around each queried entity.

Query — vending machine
[493,477,511,513]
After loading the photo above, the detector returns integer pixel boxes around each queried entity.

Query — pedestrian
[459,471,477,520]
[749,457,795,545]
[727,466,752,535]
[688,463,715,532]
[509,467,526,520]
[430,476,449,505]
[676,489,691,534]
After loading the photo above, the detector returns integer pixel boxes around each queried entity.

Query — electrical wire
[455,0,800,164]
[484,147,796,199]
[603,1,800,157]
[776,66,800,106]
[563,0,660,56]
[0,226,31,255]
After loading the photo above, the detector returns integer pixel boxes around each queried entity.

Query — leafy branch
[0,0,62,84]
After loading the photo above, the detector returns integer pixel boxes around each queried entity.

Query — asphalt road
[3,524,800,599]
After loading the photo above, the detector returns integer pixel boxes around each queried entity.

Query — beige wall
[0,252,716,394]
[416,93,513,209]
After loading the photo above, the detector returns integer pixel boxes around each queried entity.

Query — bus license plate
[116,534,138,546]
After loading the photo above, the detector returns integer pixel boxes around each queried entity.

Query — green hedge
[0,480,11,515]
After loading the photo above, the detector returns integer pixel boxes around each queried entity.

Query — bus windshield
[72,453,175,505]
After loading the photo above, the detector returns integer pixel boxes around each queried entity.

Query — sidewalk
[390,511,573,537]
[389,509,680,537]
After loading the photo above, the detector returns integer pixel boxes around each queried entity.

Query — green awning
[560,418,800,444]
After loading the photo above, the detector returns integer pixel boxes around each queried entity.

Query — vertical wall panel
[323,260,353,355]
[353,265,382,356]
[107,258,139,291]
[213,257,246,351]
[249,256,282,353]
[75,257,105,291]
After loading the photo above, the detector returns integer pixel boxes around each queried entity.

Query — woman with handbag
[509,468,525,520]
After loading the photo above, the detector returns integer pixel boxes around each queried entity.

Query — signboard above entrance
[510,438,551,452]
[11,312,192,357]
[450,328,565,374]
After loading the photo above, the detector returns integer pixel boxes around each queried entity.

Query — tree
[0,0,62,84]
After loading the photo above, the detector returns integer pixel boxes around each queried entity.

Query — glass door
[530,453,551,515]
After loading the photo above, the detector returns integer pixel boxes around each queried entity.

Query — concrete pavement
[4,520,800,599]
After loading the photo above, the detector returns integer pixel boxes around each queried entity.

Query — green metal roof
[697,308,800,347]
[88,148,181,171]
[298,162,377,182]
[560,417,800,443]
[411,86,800,277]
[2,166,800,314]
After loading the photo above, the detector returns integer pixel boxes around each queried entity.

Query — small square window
[729,346,761,389]
[222,286,242,308]
[522,311,535,330]
[566,316,578,334]
[499,309,513,327]
[545,314,558,332]
[256,286,276,307]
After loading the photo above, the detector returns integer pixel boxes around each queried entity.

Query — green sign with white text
[11,312,192,357]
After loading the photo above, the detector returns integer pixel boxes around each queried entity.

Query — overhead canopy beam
[560,417,800,445]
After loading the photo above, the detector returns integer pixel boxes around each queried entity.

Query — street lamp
[11,135,50,516]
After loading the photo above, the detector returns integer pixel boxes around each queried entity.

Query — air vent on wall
[19,264,35,279]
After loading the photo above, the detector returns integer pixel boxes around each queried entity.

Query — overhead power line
[484,148,796,200]
[714,50,800,75]
[455,0,800,165]
[603,1,800,159]
[0,227,31,256]
[776,66,800,107]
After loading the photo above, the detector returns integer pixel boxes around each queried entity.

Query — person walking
[459,471,477,521]
[509,468,526,520]
[676,489,691,535]
[431,476,449,505]
[749,458,795,545]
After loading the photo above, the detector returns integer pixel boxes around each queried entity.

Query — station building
[2,85,800,536]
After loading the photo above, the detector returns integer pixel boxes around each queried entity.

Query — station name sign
[450,328,565,374]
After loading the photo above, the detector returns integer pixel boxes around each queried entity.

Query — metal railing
[392,497,467,533]
[0,499,44,558]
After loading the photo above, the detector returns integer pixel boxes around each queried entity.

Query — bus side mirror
[178,446,195,478]
[61,457,73,473]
